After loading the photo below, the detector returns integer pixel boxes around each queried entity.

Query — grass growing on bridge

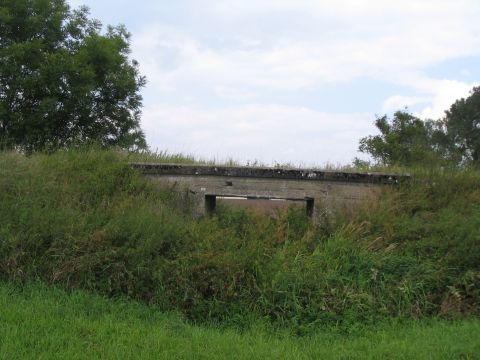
[0,148,479,334]
[1,282,479,360]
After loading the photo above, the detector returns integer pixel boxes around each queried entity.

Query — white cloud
[127,0,480,164]
[382,95,430,112]
[415,79,478,119]
[133,19,480,94]
[141,104,373,165]
[132,0,480,110]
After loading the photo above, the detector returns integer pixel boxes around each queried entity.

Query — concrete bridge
[131,163,404,219]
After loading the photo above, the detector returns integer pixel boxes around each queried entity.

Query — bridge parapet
[132,163,403,184]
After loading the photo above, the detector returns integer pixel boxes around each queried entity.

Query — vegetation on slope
[1,282,479,360]
[0,148,479,333]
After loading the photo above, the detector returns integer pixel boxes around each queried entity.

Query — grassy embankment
[1,282,479,359]
[0,148,479,335]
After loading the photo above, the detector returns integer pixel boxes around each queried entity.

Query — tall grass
[0,148,479,333]
[1,282,479,360]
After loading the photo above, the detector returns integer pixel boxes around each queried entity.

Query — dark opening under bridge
[132,163,405,219]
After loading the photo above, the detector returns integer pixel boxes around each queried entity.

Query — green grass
[0,148,479,333]
[1,282,479,360]
[123,147,406,172]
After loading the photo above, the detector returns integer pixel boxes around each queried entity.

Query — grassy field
[1,282,479,360]
[0,147,479,334]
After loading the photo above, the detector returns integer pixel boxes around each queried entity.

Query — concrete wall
[132,163,405,220]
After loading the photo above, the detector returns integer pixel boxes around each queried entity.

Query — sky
[70,0,480,165]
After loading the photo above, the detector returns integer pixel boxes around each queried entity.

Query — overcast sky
[70,0,479,165]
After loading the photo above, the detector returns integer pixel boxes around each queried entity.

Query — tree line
[357,87,480,167]
[1,0,479,167]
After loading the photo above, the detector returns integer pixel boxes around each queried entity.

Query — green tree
[358,111,443,166]
[0,0,146,152]
[443,87,480,164]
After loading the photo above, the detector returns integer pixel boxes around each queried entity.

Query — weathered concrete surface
[132,163,401,184]
[131,163,406,219]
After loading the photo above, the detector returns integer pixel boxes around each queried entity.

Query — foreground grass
[0,282,478,360]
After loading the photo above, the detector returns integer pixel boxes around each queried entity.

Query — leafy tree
[358,111,443,166]
[0,0,146,152]
[443,87,480,163]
